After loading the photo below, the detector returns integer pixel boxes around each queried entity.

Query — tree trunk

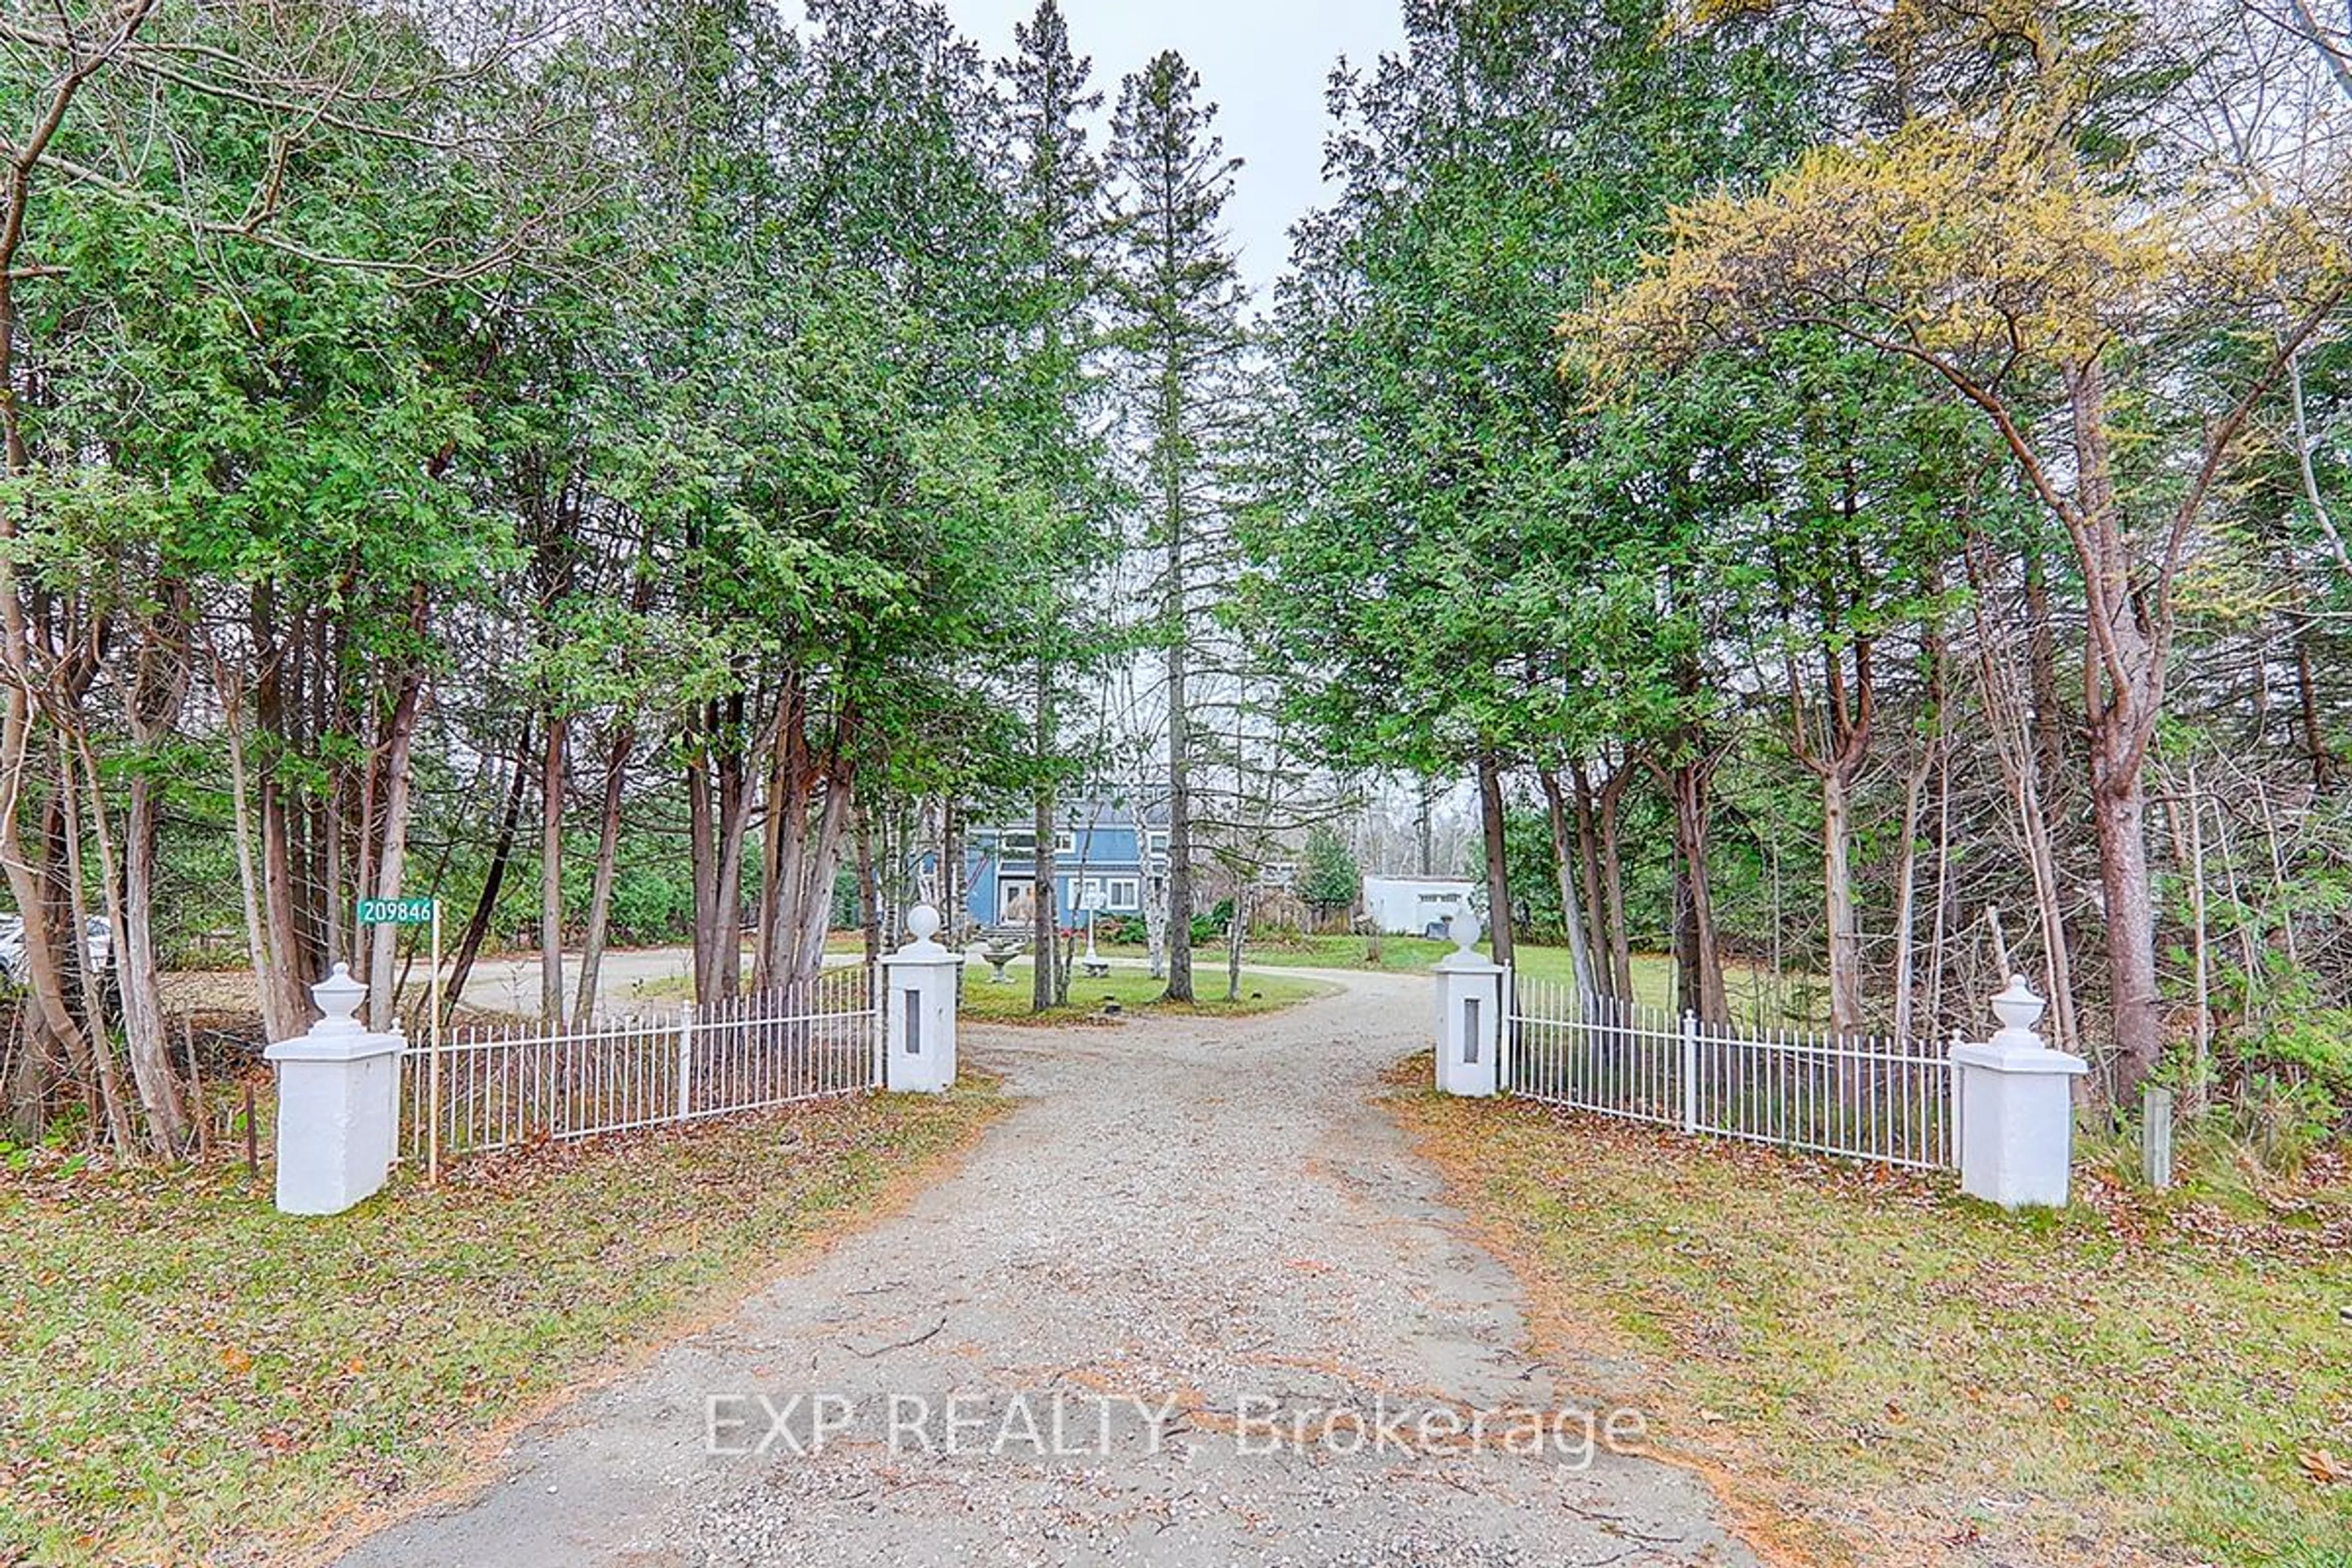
[758,692,804,987]
[59,740,135,1152]
[1226,875,1247,1002]
[785,773,853,986]
[1032,660,1058,1012]
[219,664,303,1042]
[1054,802,1086,1006]
[572,725,630,1025]
[1537,766,1594,993]
[538,713,567,1025]
[2073,355,2163,1096]
[1890,741,1933,1045]
[365,625,428,1032]
[1142,866,1167,980]
[296,620,333,987]
[2091,752,2162,1092]
[688,696,755,1005]
[858,804,883,971]
[1821,766,1863,1039]
[937,800,960,944]
[714,745,752,1000]
[1596,771,1633,998]
[6,1022,56,1144]
[252,591,312,1035]
[1415,777,1434,877]
[1570,762,1610,982]
[259,764,308,1024]
[1164,650,1194,1004]
[688,729,718,1001]
[0,750,97,1137]
[1666,760,1726,1023]
[1031,791,1058,1011]
[445,725,530,1017]
[1476,752,1515,967]
[121,760,186,1150]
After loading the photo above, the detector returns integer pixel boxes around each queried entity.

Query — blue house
[964,800,1169,930]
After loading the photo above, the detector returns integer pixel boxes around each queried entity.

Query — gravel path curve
[333,970,1758,1567]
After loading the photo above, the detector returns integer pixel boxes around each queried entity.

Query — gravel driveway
[333,970,1757,1567]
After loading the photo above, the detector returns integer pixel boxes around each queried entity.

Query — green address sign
[356,896,436,926]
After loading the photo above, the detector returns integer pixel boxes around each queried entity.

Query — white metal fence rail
[1502,974,1956,1170]
[402,965,880,1164]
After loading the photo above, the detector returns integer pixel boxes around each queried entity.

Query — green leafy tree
[1250,0,1826,996]
[1567,0,2352,1085]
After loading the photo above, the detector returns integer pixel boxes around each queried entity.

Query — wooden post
[2143,1085,2174,1191]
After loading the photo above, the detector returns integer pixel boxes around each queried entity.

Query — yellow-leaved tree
[1564,0,2352,1093]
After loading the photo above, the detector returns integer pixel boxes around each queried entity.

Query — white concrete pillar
[883,904,960,1094]
[1433,910,1503,1098]
[265,963,404,1216]
[1951,976,2087,1209]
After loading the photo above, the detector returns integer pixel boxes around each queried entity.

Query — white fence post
[883,904,959,1094]
[870,961,885,1089]
[1679,1011,1700,1134]
[265,963,404,1216]
[1498,963,1515,1090]
[1951,976,2086,1208]
[676,1002,696,1121]
[1433,910,1502,1097]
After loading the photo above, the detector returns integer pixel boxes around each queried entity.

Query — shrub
[2211,1003,2352,1175]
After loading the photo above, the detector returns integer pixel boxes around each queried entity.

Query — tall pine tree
[1106,51,1245,1004]
[998,1,1111,1010]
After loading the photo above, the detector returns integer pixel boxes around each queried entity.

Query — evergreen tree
[1106,50,1246,1005]
[997,1,1115,1009]
[1298,826,1360,914]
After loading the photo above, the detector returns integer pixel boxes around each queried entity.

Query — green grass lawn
[1394,1080,2352,1567]
[1235,935,1816,1027]
[957,959,1335,1023]
[0,1082,1005,1568]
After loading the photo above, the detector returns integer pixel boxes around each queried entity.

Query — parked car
[0,913,112,987]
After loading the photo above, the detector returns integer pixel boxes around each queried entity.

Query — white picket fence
[401,964,880,1164]
[1503,974,1956,1170]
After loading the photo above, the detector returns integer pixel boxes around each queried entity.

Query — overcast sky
[954,2,1403,295]
[785,1,1408,297]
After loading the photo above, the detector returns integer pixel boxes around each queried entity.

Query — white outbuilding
[1360,875,1478,938]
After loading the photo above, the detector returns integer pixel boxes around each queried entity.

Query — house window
[1145,830,1170,855]
[1077,878,1107,910]
[999,830,1036,855]
[1107,877,1140,910]
[1055,831,1078,856]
